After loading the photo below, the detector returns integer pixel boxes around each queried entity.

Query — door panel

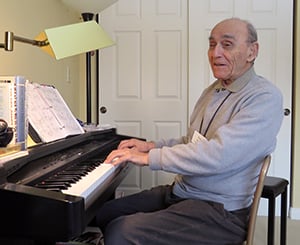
[99,0,187,195]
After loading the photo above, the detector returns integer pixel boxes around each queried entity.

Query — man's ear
[247,42,259,63]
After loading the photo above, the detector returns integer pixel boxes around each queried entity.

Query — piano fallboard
[0,129,135,242]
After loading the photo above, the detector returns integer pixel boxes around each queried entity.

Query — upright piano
[0,128,134,243]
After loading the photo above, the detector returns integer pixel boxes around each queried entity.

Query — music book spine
[15,76,27,150]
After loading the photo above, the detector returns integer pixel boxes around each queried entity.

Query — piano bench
[261,176,289,245]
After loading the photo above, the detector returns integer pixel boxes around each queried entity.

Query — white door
[189,0,293,215]
[99,0,188,195]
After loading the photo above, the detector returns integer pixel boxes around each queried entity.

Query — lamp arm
[13,35,48,46]
[1,31,48,51]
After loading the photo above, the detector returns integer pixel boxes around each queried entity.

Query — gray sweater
[149,67,283,211]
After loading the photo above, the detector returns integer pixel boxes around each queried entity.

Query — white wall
[0,0,85,119]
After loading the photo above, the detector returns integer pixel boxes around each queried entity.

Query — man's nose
[211,44,223,57]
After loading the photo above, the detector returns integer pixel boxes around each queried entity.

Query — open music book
[27,82,84,143]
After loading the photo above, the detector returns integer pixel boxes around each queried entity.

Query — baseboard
[289,207,300,220]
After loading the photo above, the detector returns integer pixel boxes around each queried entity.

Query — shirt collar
[214,67,256,93]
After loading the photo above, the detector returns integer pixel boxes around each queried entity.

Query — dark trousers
[95,185,248,245]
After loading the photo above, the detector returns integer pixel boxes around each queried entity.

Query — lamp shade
[35,20,114,60]
[62,0,118,13]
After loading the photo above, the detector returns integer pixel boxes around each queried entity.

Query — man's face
[208,19,258,84]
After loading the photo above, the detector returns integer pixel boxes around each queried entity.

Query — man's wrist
[147,141,156,151]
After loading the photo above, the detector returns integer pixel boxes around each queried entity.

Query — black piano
[0,128,135,244]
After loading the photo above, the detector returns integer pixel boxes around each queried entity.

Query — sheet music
[27,82,84,143]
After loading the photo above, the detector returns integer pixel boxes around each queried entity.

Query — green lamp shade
[36,20,114,60]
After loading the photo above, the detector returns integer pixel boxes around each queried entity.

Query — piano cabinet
[0,183,85,242]
[0,129,136,244]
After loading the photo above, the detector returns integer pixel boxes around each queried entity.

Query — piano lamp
[1,20,115,125]
[0,20,114,60]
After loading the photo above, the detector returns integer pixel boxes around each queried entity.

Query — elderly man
[95,18,283,244]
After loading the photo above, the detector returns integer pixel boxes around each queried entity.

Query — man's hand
[104,148,149,166]
[118,139,155,152]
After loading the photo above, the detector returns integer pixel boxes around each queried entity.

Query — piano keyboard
[34,158,116,208]
[62,163,116,208]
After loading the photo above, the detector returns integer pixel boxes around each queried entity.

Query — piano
[0,128,136,243]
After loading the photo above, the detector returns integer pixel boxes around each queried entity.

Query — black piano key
[44,188,62,192]
[49,177,78,183]
[70,166,95,172]
[42,181,72,187]
[77,161,101,167]
[53,174,82,180]
[35,183,69,190]
[62,170,89,176]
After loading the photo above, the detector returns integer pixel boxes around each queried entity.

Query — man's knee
[105,213,154,245]
[104,215,141,245]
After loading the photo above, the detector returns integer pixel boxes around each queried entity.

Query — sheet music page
[27,82,84,143]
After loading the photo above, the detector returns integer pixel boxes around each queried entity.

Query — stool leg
[268,197,275,245]
[280,187,287,245]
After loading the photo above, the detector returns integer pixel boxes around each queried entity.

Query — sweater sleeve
[153,136,187,148]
